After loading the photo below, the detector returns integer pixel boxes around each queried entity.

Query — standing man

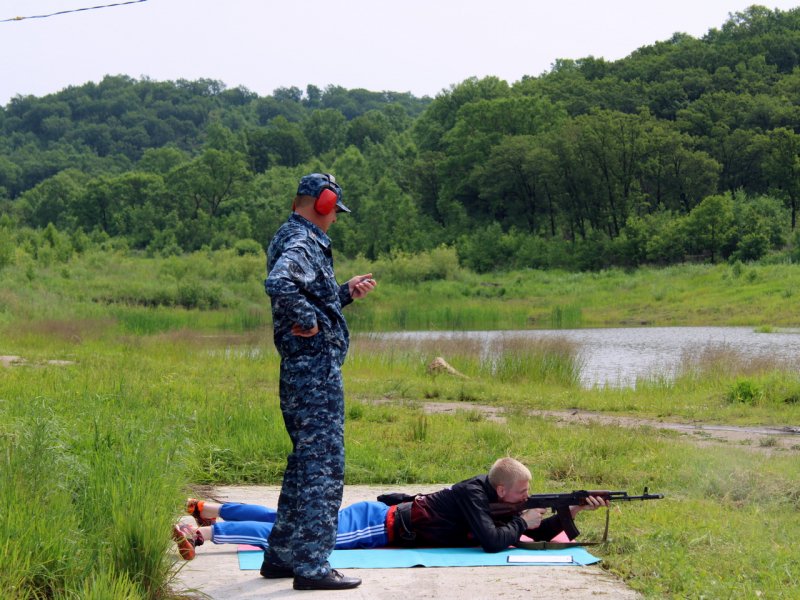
[263,173,375,591]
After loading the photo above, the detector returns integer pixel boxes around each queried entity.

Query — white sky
[1,0,799,106]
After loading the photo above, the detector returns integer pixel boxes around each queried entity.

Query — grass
[1,391,184,599]
[1,250,800,597]
[3,248,800,332]
[1,329,798,598]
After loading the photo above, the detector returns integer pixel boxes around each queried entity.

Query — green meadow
[1,248,799,598]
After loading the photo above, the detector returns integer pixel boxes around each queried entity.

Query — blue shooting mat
[237,546,600,570]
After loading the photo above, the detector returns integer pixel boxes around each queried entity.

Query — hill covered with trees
[3,4,800,271]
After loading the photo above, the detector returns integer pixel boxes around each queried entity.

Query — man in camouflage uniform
[262,173,375,591]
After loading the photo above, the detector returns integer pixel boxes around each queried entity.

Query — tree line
[3,5,800,272]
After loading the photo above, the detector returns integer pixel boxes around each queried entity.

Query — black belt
[394,501,416,542]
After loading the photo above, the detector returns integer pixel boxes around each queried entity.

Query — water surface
[379,327,800,388]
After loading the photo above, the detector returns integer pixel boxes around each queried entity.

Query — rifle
[489,487,663,548]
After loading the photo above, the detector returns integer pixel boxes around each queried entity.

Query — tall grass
[550,304,583,328]
[0,398,184,599]
[485,336,583,386]
[348,334,582,387]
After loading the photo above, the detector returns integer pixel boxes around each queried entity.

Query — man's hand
[520,508,548,529]
[348,273,377,299]
[570,495,610,517]
[291,323,319,337]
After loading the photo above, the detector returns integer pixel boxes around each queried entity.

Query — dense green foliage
[4,6,800,270]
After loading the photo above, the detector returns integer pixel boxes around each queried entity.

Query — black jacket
[388,475,566,553]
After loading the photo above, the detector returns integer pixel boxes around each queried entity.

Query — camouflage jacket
[265,213,352,361]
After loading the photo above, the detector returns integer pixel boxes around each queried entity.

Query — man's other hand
[291,324,319,337]
[348,273,377,299]
[570,495,610,517]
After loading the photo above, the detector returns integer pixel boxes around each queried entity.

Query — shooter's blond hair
[488,457,531,488]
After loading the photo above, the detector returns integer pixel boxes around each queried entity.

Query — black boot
[293,569,362,590]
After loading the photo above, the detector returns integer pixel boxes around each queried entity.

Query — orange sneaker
[173,522,201,560]
[186,498,216,527]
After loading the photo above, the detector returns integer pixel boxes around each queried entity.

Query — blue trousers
[263,351,347,578]
[211,501,390,549]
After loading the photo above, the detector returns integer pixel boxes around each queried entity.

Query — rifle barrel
[488,488,663,518]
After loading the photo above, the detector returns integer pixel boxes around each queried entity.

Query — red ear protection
[315,188,339,215]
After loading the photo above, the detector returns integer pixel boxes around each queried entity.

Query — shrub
[376,246,462,283]
[726,379,763,404]
[790,229,800,264]
[457,224,513,273]
[233,238,264,257]
[39,223,74,263]
[176,279,225,309]
[731,232,769,262]
[0,229,13,271]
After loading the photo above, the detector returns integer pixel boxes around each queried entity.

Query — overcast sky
[1,0,799,106]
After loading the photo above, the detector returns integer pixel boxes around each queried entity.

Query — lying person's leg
[219,502,278,523]
[173,522,208,560]
[175,500,390,560]
[186,498,277,526]
[210,519,274,548]
[186,498,217,526]
[173,520,274,560]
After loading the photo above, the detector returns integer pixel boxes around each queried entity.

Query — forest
[3,5,800,272]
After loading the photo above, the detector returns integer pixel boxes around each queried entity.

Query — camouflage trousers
[263,347,345,579]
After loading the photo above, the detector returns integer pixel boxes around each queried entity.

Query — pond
[379,327,800,388]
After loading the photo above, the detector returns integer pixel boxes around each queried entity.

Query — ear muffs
[315,188,339,215]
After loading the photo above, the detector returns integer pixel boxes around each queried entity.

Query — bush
[222,255,264,284]
[39,223,74,263]
[176,279,225,309]
[457,224,516,273]
[731,232,769,262]
[234,238,264,257]
[726,379,763,405]
[512,235,547,268]
[0,229,13,271]
[376,246,462,283]
[790,230,800,264]
[147,231,182,257]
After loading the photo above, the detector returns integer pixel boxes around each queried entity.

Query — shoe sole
[172,526,195,560]
[293,583,362,590]
[293,579,362,590]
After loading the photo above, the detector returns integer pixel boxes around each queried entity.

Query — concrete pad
[173,485,640,600]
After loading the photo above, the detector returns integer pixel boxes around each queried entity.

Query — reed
[549,304,584,329]
[347,333,582,388]
[0,398,184,599]
[484,335,583,386]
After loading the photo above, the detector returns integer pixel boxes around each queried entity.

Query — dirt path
[0,354,76,367]
[173,485,640,600]
[367,399,800,452]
